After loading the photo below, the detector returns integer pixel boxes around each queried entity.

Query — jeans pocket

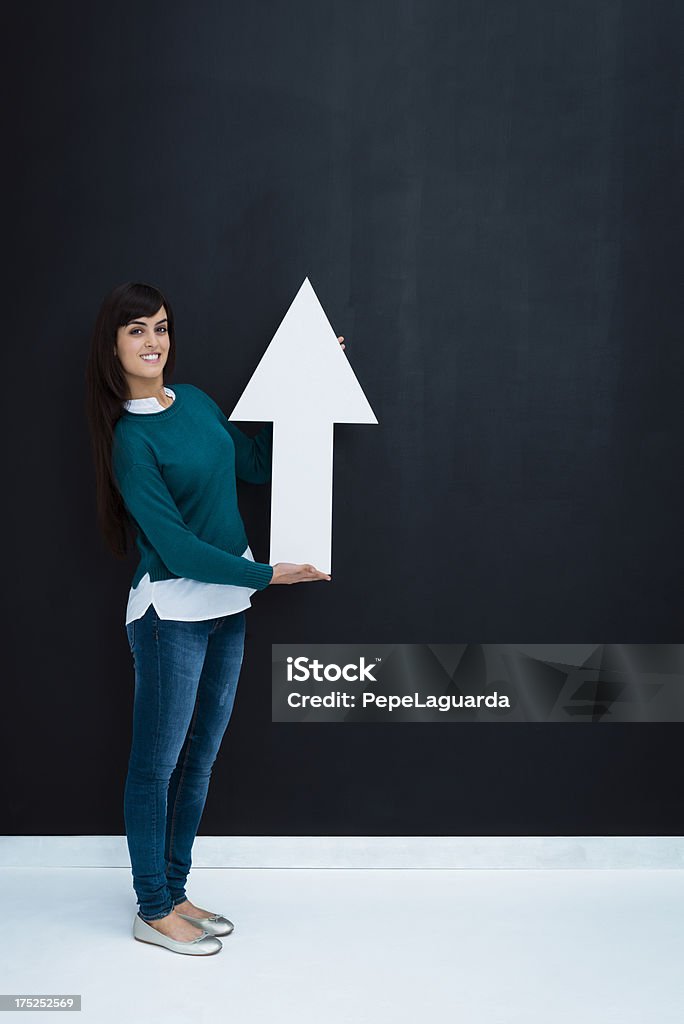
[126,620,136,654]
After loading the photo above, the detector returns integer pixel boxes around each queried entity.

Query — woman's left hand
[337,335,346,352]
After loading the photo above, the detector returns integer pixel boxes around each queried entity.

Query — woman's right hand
[269,562,332,584]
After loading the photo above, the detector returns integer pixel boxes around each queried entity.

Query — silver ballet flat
[133,912,223,955]
[175,910,234,936]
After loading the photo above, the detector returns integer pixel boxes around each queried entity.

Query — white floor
[2,866,683,1023]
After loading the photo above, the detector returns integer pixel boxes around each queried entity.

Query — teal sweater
[112,383,275,591]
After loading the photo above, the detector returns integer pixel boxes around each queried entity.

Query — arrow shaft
[269,420,334,574]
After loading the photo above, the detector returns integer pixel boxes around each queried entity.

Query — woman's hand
[269,562,332,584]
[338,335,346,351]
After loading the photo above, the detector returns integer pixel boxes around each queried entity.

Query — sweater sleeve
[227,419,273,484]
[116,460,274,589]
[197,388,273,484]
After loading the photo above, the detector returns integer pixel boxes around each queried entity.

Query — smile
[140,353,161,362]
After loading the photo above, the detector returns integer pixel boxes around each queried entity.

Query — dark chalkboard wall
[4,0,683,836]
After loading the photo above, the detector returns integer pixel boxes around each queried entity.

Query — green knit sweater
[112,382,274,590]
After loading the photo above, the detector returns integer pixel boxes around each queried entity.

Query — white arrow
[229,276,378,574]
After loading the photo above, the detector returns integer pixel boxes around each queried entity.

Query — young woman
[85,281,343,956]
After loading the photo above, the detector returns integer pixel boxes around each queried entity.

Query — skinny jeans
[124,602,246,921]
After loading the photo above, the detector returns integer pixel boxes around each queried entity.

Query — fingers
[305,564,331,581]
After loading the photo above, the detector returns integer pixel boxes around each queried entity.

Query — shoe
[175,910,234,936]
[133,912,223,955]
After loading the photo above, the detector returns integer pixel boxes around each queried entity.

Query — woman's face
[115,304,170,389]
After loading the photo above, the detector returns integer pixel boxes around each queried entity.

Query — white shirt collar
[123,386,175,414]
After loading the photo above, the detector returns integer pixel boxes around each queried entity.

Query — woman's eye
[157,326,167,333]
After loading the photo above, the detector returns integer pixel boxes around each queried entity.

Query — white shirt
[122,386,256,625]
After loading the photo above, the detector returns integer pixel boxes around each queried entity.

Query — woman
[85,281,342,956]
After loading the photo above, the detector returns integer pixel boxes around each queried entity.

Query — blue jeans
[124,602,246,921]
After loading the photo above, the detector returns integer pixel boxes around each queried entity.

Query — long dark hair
[85,281,177,559]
